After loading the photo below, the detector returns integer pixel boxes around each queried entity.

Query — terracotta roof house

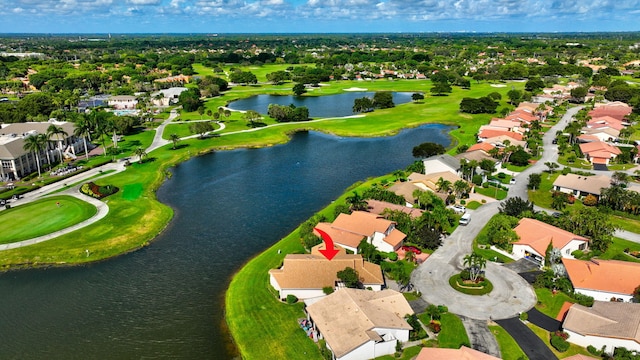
[588,103,632,122]
[477,129,524,142]
[511,218,588,265]
[563,301,640,354]
[481,135,527,149]
[480,119,525,133]
[552,173,612,198]
[467,142,496,153]
[0,121,87,180]
[560,355,599,360]
[579,141,622,165]
[562,258,640,302]
[505,109,538,123]
[587,116,626,131]
[269,244,384,301]
[314,211,406,253]
[306,288,413,360]
[415,346,500,360]
[579,127,620,143]
[365,200,424,219]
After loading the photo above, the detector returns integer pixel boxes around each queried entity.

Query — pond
[227,91,413,118]
[0,124,452,359]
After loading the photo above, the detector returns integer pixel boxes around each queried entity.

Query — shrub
[437,305,448,314]
[583,194,597,206]
[286,294,298,304]
[550,333,570,352]
[322,287,334,295]
[481,199,486,204]
[460,200,466,205]
[460,269,471,281]
[587,345,600,356]
[519,312,528,321]
[472,174,483,186]
[573,292,594,307]
[387,252,398,261]
[428,321,441,333]
[498,172,506,179]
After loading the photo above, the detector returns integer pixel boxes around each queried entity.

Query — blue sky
[0,0,639,33]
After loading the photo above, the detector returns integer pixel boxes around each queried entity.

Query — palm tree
[392,170,405,182]
[346,191,367,211]
[134,147,147,162]
[453,180,470,199]
[404,250,416,263]
[22,134,46,177]
[462,252,486,282]
[169,133,180,150]
[435,177,452,193]
[74,116,92,160]
[47,124,68,164]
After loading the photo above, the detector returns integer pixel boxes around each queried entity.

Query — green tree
[486,214,520,250]
[633,285,640,302]
[563,207,615,253]
[229,71,258,84]
[411,93,424,102]
[169,133,180,150]
[412,142,445,158]
[178,88,202,112]
[507,89,523,105]
[373,91,395,109]
[189,121,214,138]
[46,124,68,164]
[463,252,486,282]
[337,267,360,288]
[134,146,147,162]
[345,191,367,211]
[243,110,262,127]
[73,116,92,160]
[430,82,452,96]
[22,134,46,177]
[436,177,452,193]
[292,83,306,96]
[499,197,534,218]
[528,173,542,190]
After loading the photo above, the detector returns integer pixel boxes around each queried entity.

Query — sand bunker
[343,87,368,91]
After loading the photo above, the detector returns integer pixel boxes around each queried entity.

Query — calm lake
[227,92,414,117]
[0,124,451,359]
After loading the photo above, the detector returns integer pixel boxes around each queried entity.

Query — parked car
[459,213,471,225]
[449,204,466,214]
[509,178,516,185]
[402,246,422,255]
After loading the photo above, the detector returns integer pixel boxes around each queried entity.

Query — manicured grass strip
[374,345,425,359]
[475,186,508,200]
[526,323,592,358]
[438,313,471,349]
[0,196,97,244]
[488,325,527,360]
[122,183,144,201]
[449,274,494,295]
[599,237,640,263]
[466,201,482,210]
[610,215,640,234]
[534,288,574,319]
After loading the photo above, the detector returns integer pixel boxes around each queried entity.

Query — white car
[509,178,516,184]
[450,205,466,214]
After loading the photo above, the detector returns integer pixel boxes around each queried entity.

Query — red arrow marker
[315,228,340,261]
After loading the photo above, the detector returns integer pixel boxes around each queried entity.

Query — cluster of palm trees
[434,177,472,202]
[21,124,69,177]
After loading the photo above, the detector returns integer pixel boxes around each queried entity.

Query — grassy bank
[489,325,527,360]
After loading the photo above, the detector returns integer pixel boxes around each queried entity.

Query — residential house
[562,356,599,360]
[365,200,424,218]
[0,121,86,180]
[477,129,524,143]
[467,142,496,153]
[415,346,500,360]
[505,109,538,124]
[306,288,413,360]
[579,141,622,166]
[151,87,188,107]
[587,116,625,131]
[269,244,384,301]
[422,154,460,176]
[479,119,525,134]
[154,74,191,84]
[314,211,406,253]
[589,102,633,122]
[562,301,640,354]
[562,258,640,302]
[481,135,527,149]
[578,127,620,143]
[511,218,588,265]
[107,95,138,110]
[552,173,611,198]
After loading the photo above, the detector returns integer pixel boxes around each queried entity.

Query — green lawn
[527,172,560,209]
[0,196,97,244]
[475,185,508,200]
[534,288,574,318]
[449,273,494,295]
[599,237,640,263]
[610,215,640,234]
[374,345,425,360]
[526,323,592,359]
[466,201,482,210]
[437,313,471,349]
[163,122,221,140]
[488,325,527,360]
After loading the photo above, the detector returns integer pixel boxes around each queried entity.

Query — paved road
[459,316,501,358]
[146,108,179,153]
[496,317,558,360]
[412,202,537,320]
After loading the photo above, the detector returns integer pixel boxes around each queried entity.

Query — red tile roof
[477,129,524,141]
[513,218,588,256]
[562,258,640,295]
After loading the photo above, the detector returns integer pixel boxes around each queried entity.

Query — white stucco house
[422,154,461,177]
[314,211,405,254]
[562,258,640,302]
[563,301,640,355]
[108,95,138,110]
[268,244,384,301]
[511,218,588,266]
[306,288,413,360]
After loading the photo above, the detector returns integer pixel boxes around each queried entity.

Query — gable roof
[562,258,640,295]
[423,153,461,171]
[456,149,496,163]
[415,346,500,360]
[579,141,622,156]
[269,244,384,290]
[315,211,406,249]
[307,288,413,359]
[477,129,524,141]
[563,301,640,344]
[552,173,611,196]
[366,199,424,218]
[513,218,588,256]
[467,142,495,153]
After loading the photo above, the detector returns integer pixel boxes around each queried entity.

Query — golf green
[122,183,143,200]
[0,196,97,244]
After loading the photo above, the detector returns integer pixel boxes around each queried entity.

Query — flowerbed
[80,182,119,199]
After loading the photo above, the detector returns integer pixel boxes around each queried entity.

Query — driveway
[412,203,537,320]
[459,316,501,358]
[495,318,558,360]
[526,308,561,332]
